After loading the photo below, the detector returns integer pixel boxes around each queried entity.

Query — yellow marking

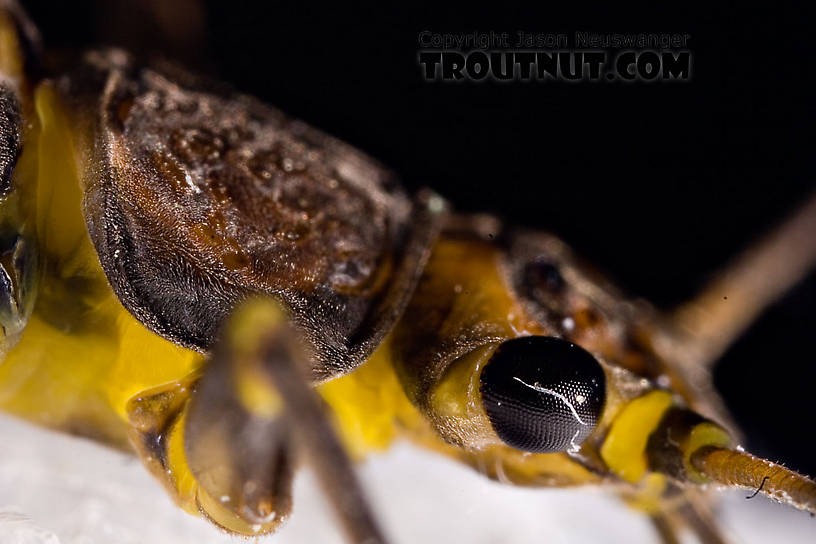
[0,82,203,446]
[683,422,732,483]
[482,444,600,486]
[625,473,668,514]
[196,478,280,535]
[225,299,287,360]
[164,408,199,512]
[318,338,430,459]
[234,365,283,419]
[429,342,503,448]
[432,344,496,420]
[224,299,287,419]
[600,390,673,483]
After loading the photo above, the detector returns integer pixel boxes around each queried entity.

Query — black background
[23,1,816,477]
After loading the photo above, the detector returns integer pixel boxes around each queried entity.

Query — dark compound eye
[479,336,606,453]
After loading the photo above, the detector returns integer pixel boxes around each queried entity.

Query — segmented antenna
[691,446,816,515]
[670,190,816,370]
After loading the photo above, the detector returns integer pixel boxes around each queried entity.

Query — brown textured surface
[0,85,20,196]
[58,50,444,378]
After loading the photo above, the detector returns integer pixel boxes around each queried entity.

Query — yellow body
[0,56,728,536]
[7,11,816,542]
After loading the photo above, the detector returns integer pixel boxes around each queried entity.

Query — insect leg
[662,190,816,370]
[676,496,730,544]
[649,512,682,544]
[186,298,391,543]
[630,486,729,544]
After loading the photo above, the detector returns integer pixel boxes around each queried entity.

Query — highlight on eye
[479,336,606,453]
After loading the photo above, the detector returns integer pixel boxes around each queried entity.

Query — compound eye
[479,336,606,453]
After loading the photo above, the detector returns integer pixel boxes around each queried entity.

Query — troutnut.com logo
[418,31,692,83]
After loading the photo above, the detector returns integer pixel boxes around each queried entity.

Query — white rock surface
[0,413,813,544]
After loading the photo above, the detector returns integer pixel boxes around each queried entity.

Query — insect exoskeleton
[65,49,453,534]
[0,7,443,533]
[1,3,815,543]
[59,49,446,376]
